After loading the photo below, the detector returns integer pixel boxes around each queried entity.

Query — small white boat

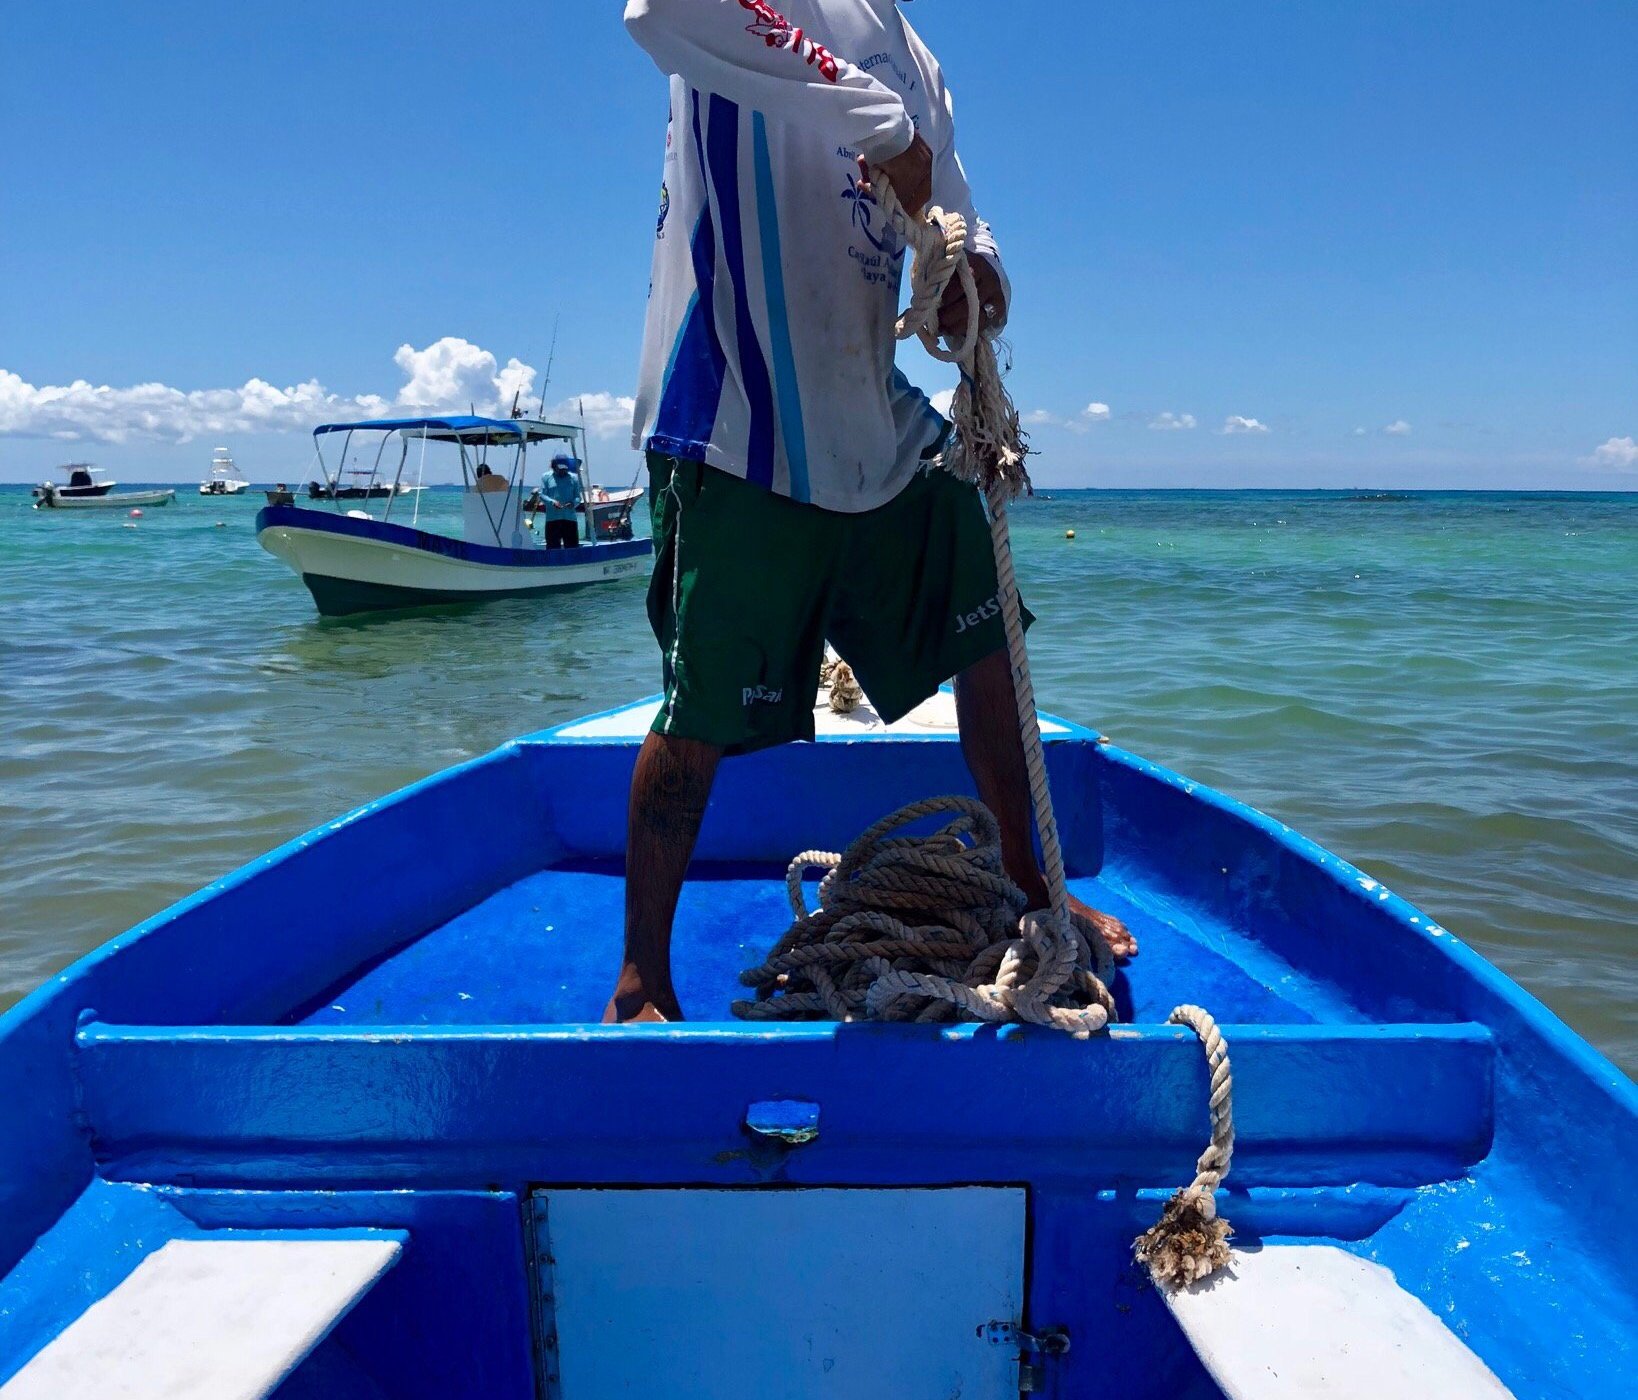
[198,448,250,496]
[257,415,652,615]
[31,464,176,511]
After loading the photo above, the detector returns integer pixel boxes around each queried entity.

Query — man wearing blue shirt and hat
[541,456,583,549]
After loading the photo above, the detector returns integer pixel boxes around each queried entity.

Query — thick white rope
[870,177,1071,934]
[733,795,1114,1035]
[735,167,1234,1280]
[1133,1005,1237,1286]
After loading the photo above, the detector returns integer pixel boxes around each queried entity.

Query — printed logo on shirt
[742,683,786,707]
[841,172,906,285]
[736,0,842,83]
[656,182,670,238]
[859,50,918,95]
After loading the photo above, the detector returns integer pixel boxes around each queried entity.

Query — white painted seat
[0,1235,402,1400]
[1162,1245,1514,1399]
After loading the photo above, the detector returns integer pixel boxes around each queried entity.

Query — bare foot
[603,966,684,1024]
[1015,866,1139,963]
[1068,891,1138,962]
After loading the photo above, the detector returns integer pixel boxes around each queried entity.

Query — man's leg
[954,646,1138,959]
[607,453,833,1021]
[605,731,721,1022]
[827,468,1135,961]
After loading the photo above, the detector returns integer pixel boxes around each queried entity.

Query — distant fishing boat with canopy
[255,414,652,616]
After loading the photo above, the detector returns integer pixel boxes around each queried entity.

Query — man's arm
[624,0,916,165]
[904,23,1011,337]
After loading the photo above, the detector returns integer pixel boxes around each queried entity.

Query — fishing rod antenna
[537,314,561,417]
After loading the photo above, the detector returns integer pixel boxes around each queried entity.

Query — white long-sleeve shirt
[625,0,1008,513]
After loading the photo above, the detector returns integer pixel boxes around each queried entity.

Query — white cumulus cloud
[0,338,635,447]
[393,337,536,413]
[1219,415,1269,435]
[1149,411,1196,431]
[1383,419,1412,436]
[0,368,390,446]
[1586,435,1638,472]
[1023,401,1113,435]
[930,388,956,417]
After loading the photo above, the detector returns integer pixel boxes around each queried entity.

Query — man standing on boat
[540,455,584,548]
[612,0,1132,1021]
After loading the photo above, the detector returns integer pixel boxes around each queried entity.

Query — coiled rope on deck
[732,796,1113,1035]
[731,167,1235,1284]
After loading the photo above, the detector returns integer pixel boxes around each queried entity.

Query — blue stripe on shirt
[704,95,775,490]
[751,112,810,504]
[651,94,728,456]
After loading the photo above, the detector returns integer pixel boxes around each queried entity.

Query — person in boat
[474,463,510,494]
[610,0,1133,1022]
[540,456,584,548]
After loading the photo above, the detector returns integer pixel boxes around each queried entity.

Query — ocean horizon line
[4,480,1635,498]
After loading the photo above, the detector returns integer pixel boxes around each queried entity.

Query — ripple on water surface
[1,486,1634,1074]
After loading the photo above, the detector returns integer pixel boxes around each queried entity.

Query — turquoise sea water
[1,483,1633,1073]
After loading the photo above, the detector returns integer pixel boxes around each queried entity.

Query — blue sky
[2,0,1633,487]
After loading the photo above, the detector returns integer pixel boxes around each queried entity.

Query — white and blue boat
[256,416,652,616]
[31,464,176,511]
[0,693,1631,1397]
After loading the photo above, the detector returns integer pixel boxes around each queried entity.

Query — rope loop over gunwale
[1133,1005,1237,1287]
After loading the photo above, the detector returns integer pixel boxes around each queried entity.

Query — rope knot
[1132,1005,1237,1287]
[870,172,1031,500]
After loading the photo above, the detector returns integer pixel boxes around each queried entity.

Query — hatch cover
[527,1187,1026,1398]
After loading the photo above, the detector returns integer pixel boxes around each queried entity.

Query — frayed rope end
[1133,1188,1232,1288]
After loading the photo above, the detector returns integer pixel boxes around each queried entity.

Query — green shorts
[646,451,1030,755]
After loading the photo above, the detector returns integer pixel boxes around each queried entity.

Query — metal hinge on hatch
[524,1193,563,1400]
[980,1320,1071,1393]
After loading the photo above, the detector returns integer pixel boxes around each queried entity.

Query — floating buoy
[129,508,143,519]
[1065,529,1076,540]
[215,521,227,528]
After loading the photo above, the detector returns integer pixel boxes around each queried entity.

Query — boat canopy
[312,416,580,446]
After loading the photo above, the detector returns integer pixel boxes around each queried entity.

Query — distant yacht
[199,447,250,496]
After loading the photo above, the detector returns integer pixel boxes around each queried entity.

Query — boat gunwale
[4,706,1631,1108]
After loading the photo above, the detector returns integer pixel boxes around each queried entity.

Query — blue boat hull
[255,504,653,616]
[0,702,1632,1396]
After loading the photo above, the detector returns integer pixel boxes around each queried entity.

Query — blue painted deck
[290,863,1307,1029]
[0,703,1633,1396]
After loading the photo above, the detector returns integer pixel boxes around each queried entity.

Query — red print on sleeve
[737,0,842,82]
